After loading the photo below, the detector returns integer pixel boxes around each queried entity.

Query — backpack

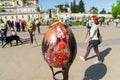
[0,23,7,31]
[86,20,92,29]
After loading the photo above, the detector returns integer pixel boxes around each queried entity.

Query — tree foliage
[89,6,98,14]
[112,1,120,18]
[72,0,78,13]
[56,4,69,13]
[70,0,85,13]
[100,8,106,14]
[79,0,85,13]
[36,6,41,13]
[117,0,120,3]
[0,9,6,12]
[70,2,73,13]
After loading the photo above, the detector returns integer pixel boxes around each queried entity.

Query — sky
[38,0,117,12]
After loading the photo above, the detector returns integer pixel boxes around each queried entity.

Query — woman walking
[80,16,102,64]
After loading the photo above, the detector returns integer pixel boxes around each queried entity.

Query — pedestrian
[0,19,7,45]
[10,27,17,36]
[35,19,41,33]
[80,16,102,64]
[15,20,21,32]
[20,20,26,32]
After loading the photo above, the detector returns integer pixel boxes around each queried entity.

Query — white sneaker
[94,61,102,64]
[80,56,85,61]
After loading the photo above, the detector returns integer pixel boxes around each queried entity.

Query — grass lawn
[41,21,85,26]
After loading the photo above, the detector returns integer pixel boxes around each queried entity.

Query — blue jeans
[0,32,5,45]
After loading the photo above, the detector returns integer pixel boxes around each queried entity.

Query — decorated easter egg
[42,22,77,68]
[26,20,36,32]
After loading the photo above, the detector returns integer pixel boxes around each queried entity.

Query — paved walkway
[0,23,120,80]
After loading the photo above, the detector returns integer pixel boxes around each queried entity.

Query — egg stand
[49,62,72,80]
[33,32,38,46]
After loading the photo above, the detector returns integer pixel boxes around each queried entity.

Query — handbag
[97,29,102,43]
[98,35,102,43]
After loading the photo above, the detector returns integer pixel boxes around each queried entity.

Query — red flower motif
[59,43,66,50]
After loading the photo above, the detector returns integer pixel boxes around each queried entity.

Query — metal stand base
[49,63,71,80]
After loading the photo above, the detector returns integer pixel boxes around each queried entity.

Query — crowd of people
[0,18,41,46]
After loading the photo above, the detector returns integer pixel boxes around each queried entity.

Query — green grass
[41,24,51,26]
[70,21,80,26]
[41,21,85,26]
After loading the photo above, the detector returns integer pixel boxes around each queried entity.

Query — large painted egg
[42,22,77,68]
[26,20,36,32]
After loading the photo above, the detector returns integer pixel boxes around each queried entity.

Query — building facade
[0,0,112,22]
[0,0,38,6]
[0,0,41,21]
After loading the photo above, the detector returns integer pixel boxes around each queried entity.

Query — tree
[70,2,73,13]
[78,0,85,13]
[89,6,98,14]
[112,1,120,18]
[56,4,69,13]
[36,6,41,13]
[71,0,85,13]
[0,9,6,13]
[71,0,78,13]
[108,12,111,14]
[99,8,106,14]
[117,0,120,3]
[112,5,118,18]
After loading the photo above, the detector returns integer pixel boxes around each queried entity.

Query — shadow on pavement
[22,38,42,47]
[87,48,112,62]
[100,48,112,62]
[22,38,31,44]
[83,63,107,80]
